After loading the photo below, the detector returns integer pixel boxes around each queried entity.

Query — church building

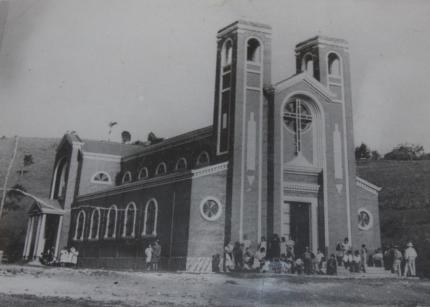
[22,20,382,272]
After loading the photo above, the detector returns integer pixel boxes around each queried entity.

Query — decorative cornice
[356,176,382,195]
[217,20,272,38]
[192,162,228,179]
[284,164,322,176]
[83,152,122,162]
[284,181,320,193]
[295,36,349,52]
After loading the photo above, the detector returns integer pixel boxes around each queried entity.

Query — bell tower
[212,20,272,244]
[294,36,357,246]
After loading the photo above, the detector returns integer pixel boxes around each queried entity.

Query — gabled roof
[273,72,336,102]
[28,198,64,215]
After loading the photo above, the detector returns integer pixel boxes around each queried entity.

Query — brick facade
[32,20,381,271]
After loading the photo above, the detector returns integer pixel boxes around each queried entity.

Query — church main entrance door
[290,202,310,257]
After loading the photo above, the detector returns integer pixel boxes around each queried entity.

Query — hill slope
[0,137,58,261]
[357,160,430,277]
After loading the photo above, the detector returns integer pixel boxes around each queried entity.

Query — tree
[384,143,425,160]
[121,131,131,144]
[371,150,381,160]
[108,121,118,141]
[17,154,34,180]
[355,143,371,160]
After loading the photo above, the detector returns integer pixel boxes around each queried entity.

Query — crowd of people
[218,235,418,277]
[40,246,79,267]
[379,242,418,277]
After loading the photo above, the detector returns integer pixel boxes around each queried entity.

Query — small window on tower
[246,38,261,63]
[222,40,233,66]
[303,53,314,76]
[328,53,341,76]
[222,113,228,129]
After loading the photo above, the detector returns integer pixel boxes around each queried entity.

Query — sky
[1,0,430,154]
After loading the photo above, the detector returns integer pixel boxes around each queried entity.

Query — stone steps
[337,266,397,278]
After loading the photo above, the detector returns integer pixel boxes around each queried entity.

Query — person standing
[152,240,162,271]
[286,235,295,258]
[360,244,368,273]
[59,247,68,267]
[69,247,79,268]
[280,237,287,256]
[341,237,351,254]
[404,242,418,277]
[224,242,235,272]
[145,244,153,271]
[335,242,343,266]
[232,241,243,271]
[326,254,337,275]
[392,245,403,277]
[269,234,281,260]
[303,246,312,275]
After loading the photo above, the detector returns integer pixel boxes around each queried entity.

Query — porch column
[54,215,63,258]
[32,215,41,259]
[23,216,34,259]
[311,202,318,254]
[35,214,47,258]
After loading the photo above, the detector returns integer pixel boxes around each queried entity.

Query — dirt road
[0,265,429,306]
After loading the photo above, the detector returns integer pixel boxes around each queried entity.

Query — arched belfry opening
[246,38,261,63]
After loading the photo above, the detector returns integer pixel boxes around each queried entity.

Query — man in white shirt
[404,242,418,277]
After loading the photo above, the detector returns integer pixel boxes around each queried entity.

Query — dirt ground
[0,265,429,306]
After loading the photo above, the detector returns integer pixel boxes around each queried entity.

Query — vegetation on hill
[0,137,58,261]
[357,160,430,277]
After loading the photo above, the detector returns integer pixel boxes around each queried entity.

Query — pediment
[274,72,337,104]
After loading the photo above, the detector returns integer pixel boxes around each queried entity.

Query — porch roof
[28,198,65,215]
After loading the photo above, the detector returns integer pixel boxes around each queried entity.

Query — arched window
[175,157,187,171]
[303,53,314,76]
[104,205,117,239]
[74,210,86,241]
[52,157,68,199]
[196,151,210,167]
[123,202,136,238]
[138,167,149,180]
[89,208,101,240]
[246,38,261,63]
[155,162,167,176]
[142,199,158,236]
[222,39,233,66]
[122,171,132,184]
[328,53,341,76]
[91,172,112,184]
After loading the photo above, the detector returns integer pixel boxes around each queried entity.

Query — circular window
[358,208,373,230]
[283,98,312,133]
[200,197,222,221]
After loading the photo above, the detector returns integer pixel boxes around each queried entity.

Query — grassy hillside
[357,160,430,277]
[0,137,58,261]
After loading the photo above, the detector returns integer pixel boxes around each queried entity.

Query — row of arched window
[121,151,210,184]
[73,199,158,241]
